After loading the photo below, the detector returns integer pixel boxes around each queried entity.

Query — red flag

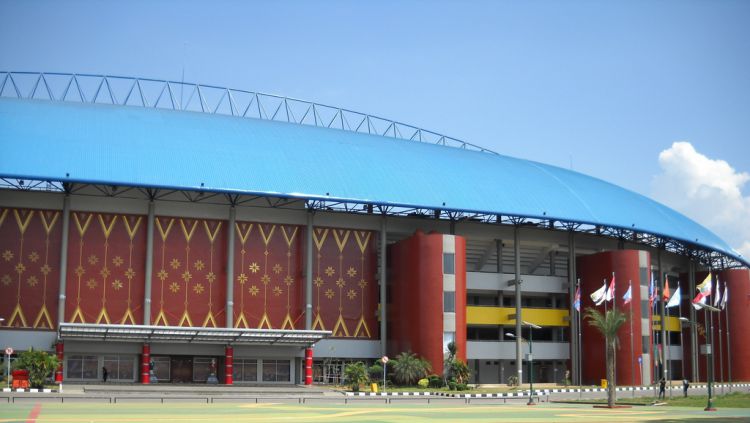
[663,277,671,302]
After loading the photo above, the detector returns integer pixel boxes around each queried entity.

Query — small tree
[391,352,429,386]
[585,307,627,408]
[443,341,471,385]
[12,348,59,389]
[343,361,369,392]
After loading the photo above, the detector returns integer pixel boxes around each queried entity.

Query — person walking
[682,379,689,397]
[658,378,666,399]
[102,366,108,383]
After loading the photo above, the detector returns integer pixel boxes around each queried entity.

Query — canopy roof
[0,96,744,266]
[58,323,330,347]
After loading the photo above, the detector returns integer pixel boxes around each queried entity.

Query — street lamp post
[680,313,718,412]
[506,321,542,406]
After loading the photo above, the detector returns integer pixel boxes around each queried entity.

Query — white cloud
[652,141,750,258]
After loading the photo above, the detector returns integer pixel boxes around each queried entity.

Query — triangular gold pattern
[354,231,371,254]
[97,214,118,239]
[95,307,112,324]
[8,303,28,328]
[313,228,329,251]
[333,229,350,252]
[312,313,326,331]
[235,222,253,244]
[0,208,8,228]
[14,209,35,235]
[203,221,222,244]
[178,310,194,327]
[257,312,272,329]
[122,216,143,240]
[280,313,295,330]
[332,314,350,337]
[156,218,175,241]
[259,225,276,246]
[202,311,218,328]
[69,306,86,324]
[353,315,372,338]
[120,308,137,325]
[179,219,199,242]
[153,309,170,326]
[73,212,93,237]
[39,211,60,235]
[33,304,54,329]
[234,312,250,329]
[281,226,298,247]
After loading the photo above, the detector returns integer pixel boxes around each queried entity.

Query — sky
[1,0,749,256]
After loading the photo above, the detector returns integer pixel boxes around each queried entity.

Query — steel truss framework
[0,177,742,270]
[0,71,495,153]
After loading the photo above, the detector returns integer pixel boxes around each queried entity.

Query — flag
[605,274,616,302]
[721,284,728,310]
[574,286,581,312]
[663,277,671,302]
[622,282,632,306]
[648,277,656,309]
[666,285,681,308]
[590,282,607,306]
[692,274,712,309]
[713,281,722,308]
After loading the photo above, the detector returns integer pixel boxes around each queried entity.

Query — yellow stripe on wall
[466,306,569,327]
[652,315,681,332]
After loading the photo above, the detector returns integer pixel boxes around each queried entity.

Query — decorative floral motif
[111,279,123,290]
[249,262,260,273]
[1,274,11,286]
[205,271,216,283]
[40,264,52,276]
[181,270,192,282]
[169,258,181,269]
[99,267,111,278]
[157,269,168,281]
[346,289,357,300]
[336,278,346,288]
[112,256,124,267]
[249,285,259,296]
[325,288,335,299]
[28,251,40,263]
[347,267,357,278]
[237,273,248,285]
[169,282,180,293]
[74,265,85,277]
[272,264,283,274]
[193,283,205,294]
[1,250,13,262]
[358,279,368,288]
[194,260,205,271]
[87,254,99,265]
[314,276,324,287]
[125,268,136,280]
[86,278,98,289]
[261,274,271,285]
[15,263,26,275]
[273,286,283,296]
[324,266,335,277]
[284,275,294,286]
[26,276,38,287]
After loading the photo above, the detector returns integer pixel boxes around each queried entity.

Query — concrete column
[225,207,236,328]
[305,212,313,330]
[143,201,155,324]
[380,216,387,356]
[567,231,578,384]
[141,344,151,384]
[225,345,234,385]
[689,260,698,381]
[496,239,503,273]
[56,195,71,326]
[658,251,667,382]
[55,341,64,383]
[305,347,313,386]
[514,226,522,384]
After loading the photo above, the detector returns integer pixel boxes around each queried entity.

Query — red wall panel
[311,227,378,339]
[0,208,61,330]
[718,269,749,382]
[150,217,226,327]
[577,250,648,386]
[64,212,147,324]
[232,222,304,329]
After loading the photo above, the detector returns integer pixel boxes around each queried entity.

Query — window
[443,253,455,275]
[444,291,455,312]
[152,356,171,381]
[66,355,98,380]
[193,357,215,382]
[467,326,501,341]
[443,331,455,353]
[233,359,258,382]
[102,355,135,381]
[262,360,291,382]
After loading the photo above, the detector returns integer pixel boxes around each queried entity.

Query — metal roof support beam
[225,206,236,328]
[567,231,579,385]
[56,194,71,330]
[514,226,523,385]
[380,216,387,357]
[143,200,155,325]
[305,211,313,330]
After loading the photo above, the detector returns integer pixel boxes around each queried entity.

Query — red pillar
[225,346,234,385]
[141,344,150,384]
[54,342,64,383]
[305,348,313,386]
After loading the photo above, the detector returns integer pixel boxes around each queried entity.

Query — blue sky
[2,0,749,252]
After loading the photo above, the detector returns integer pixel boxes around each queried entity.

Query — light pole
[680,312,718,412]
[507,321,542,406]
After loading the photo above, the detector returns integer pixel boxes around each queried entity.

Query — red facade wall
[65,212,147,324]
[232,222,304,329]
[578,250,648,386]
[311,227,378,338]
[388,231,466,374]
[0,208,61,330]
[150,217,226,327]
[718,269,749,382]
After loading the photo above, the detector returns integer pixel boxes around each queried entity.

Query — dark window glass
[443,253,455,275]
[444,291,455,312]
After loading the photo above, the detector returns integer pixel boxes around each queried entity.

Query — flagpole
[578,278,582,397]
[612,272,617,393]
[717,281,724,384]
[667,299,672,399]
[629,280,635,387]
[678,282,685,382]
[726,291,732,387]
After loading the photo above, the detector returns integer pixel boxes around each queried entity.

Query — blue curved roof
[0,98,744,264]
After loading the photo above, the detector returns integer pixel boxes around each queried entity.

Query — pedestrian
[682,379,689,397]
[102,366,108,383]
[658,378,666,399]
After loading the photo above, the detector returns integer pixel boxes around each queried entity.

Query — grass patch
[337,384,600,394]
[576,391,750,408]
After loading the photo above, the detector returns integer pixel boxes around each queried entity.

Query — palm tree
[584,307,627,408]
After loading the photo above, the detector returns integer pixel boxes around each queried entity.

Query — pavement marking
[26,403,42,423]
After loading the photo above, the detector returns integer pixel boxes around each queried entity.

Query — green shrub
[448,381,457,391]
[456,383,469,391]
[343,361,369,392]
[391,352,430,386]
[12,348,58,389]
[428,374,444,388]
[417,378,429,389]
[368,364,383,382]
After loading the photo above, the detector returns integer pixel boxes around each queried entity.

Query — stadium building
[0,71,748,387]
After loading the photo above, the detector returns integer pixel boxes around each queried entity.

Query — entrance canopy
[58,323,331,347]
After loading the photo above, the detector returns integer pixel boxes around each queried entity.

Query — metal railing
[0,71,497,154]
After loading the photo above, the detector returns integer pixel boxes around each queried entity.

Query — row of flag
[573,274,729,312]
